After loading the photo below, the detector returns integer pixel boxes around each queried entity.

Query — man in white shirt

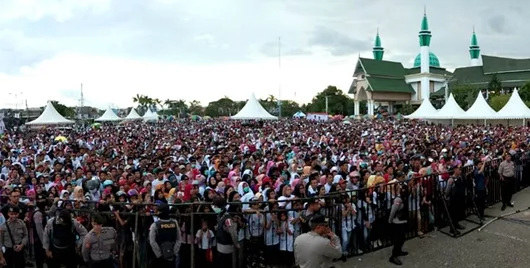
[151,169,168,196]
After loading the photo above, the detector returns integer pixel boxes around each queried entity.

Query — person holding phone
[293,214,341,268]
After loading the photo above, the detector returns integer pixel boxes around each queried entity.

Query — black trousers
[390,223,406,258]
[475,190,486,218]
[216,251,233,268]
[154,257,176,268]
[33,240,45,268]
[89,258,114,268]
[449,196,465,226]
[501,177,515,205]
[4,248,25,268]
[47,248,78,268]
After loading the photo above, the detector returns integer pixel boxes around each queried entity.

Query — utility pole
[325,96,329,114]
[278,36,282,118]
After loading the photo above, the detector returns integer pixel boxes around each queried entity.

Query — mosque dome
[413,52,440,68]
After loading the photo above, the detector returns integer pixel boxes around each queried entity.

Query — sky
[0,0,528,109]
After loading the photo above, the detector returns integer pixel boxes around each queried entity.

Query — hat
[309,214,328,225]
[8,205,20,213]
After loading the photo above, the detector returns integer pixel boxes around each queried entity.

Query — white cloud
[0,0,529,109]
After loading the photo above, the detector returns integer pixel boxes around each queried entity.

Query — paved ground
[336,188,530,268]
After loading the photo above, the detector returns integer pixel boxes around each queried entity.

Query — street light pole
[325,96,329,114]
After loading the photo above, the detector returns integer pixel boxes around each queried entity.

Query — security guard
[0,205,28,268]
[149,203,182,268]
[43,209,88,268]
[82,213,117,268]
[293,214,342,268]
[445,165,466,235]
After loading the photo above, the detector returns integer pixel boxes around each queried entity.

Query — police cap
[158,203,170,214]
[8,205,20,213]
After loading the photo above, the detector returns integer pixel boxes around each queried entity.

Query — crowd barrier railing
[2,153,528,268]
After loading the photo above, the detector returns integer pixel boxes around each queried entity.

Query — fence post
[133,211,139,268]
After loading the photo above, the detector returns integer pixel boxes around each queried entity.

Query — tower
[419,8,432,100]
[373,29,384,60]
[469,27,480,66]
[419,8,432,73]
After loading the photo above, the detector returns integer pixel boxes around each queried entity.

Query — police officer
[445,165,466,235]
[0,205,28,268]
[212,197,239,268]
[149,203,182,268]
[32,196,48,268]
[43,209,88,268]
[82,213,117,268]
[293,214,342,268]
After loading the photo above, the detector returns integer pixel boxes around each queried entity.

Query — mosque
[349,10,530,116]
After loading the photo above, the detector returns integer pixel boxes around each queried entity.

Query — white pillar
[354,100,360,117]
[367,100,374,116]
[420,46,430,74]
[471,58,479,66]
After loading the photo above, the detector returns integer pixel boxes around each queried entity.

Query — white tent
[123,108,142,120]
[26,101,74,125]
[494,88,530,119]
[404,98,438,119]
[293,111,306,118]
[143,109,159,121]
[460,92,498,119]
[429,93,465,119]
[95,107,122,122]
[231,93,278,120]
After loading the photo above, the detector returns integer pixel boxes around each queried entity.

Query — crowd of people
[0,119,528,268]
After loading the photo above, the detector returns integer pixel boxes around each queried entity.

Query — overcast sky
[0,0,527,109]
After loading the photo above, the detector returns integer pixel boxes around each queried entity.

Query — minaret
[469,27,480,66]
[419,7,432,73]
[419,7,432,100]
[373,28,384,60]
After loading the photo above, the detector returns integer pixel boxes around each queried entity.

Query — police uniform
[43,215,88,268]
[82,226,117,268]
[148,205,182,268]
[0,206,28,268]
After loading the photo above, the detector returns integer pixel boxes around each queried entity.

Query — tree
[204,97,238,117]
[50,101,75,118]
[489,94,508,111]
[519,81,530,102]
[451,84,480,110]
[188,100,204,115]
[306,85,353,115]
[487,74,502,97]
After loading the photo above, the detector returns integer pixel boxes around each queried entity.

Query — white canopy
[143,109,159,121]
[123,108,142,120]
[429,93,466,119]
[95,107,122,122]
[404,98,438,119]
[494,88,530,119]
[460,92,498,119]
[293,111,306,118]
[231,93,278,120]
[26,101,74,125]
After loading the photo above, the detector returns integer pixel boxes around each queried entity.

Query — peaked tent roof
[494,88,530,119]
[460,92,497,119]
[124,108,142,120]
[95,108,122,122]
[404,98,438,119]
[26,101,74,125]
[429,93,466,119]
[231,93,277,120]
[143,109,159,121]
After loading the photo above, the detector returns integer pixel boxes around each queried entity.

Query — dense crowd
[0,119,528,268]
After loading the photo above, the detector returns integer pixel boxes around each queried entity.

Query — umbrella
[91,123,101,129]
[54,136,67,142]
[191,115,201,121]
[203,116,211,119]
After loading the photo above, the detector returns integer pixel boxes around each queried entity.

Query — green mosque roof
[413,52,440,68]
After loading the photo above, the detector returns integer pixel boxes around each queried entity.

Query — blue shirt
[474,169,486,191]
